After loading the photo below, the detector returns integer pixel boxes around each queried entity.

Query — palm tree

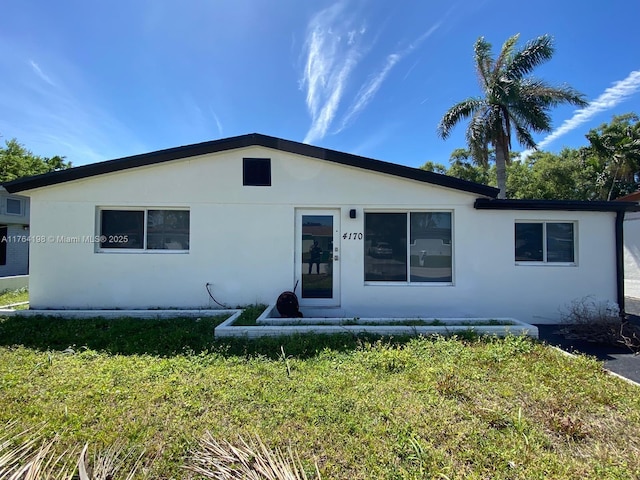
[585,113,640,199]
[437,34,588,198]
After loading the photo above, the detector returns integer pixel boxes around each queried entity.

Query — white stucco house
[617,191,640,300]
[0,186,30,277]
[2,134,637,324]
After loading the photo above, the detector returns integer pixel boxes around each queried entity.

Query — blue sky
[1,0,639,169]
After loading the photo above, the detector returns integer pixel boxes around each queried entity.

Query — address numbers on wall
[343,232,363,240]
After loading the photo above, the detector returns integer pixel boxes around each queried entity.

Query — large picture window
[515,221,575,263]
[365,212,452,283]
[99,209,189,251]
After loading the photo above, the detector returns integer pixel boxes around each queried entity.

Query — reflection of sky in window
[302,215,332,227]
[410,212,451,243]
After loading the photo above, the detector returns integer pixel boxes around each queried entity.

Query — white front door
[295,209,340,307]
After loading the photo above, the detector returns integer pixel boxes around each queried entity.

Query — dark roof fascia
[2,133,499,197]
[474,198,640,213]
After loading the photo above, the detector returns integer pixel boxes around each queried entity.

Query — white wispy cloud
[337,23,440,133]
[211,109,223,137]
[522,69,640,157]
[29,60,56,87]
[0,46,145,165]
[301,2,366,144]
[300,1,441,144]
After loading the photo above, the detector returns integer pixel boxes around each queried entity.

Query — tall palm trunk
[494,143,508,199]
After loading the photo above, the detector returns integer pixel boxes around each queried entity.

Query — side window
[147,210,190,250]
[6,198,22,215]
[515,222,575,263]
[99,209,189,251]
[100,210,144,249]
[515,223,543,261]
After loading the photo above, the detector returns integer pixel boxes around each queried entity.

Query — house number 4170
[343,233,363,240]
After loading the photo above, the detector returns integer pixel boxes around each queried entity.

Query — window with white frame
[515,221,575,263]
[6,198,22,215]
[364,211,452,283]
[99,209,189,251]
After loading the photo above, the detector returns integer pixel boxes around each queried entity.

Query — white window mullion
[544,222,549,263]
[406,212,411,284]
[143,210,148,250]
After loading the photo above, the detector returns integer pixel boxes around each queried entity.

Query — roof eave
[2,133,499,197]
[474,198,640,212]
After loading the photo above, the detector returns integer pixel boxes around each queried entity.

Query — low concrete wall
[4,308,238,319]
[0,275,28,293]
[214,304,539,339]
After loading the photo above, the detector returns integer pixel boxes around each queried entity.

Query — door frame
[295,208,341,307]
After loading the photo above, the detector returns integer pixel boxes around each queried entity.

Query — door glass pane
[515,223,543,261]
[547,223,574,262]
[301,215,333,298]
[410,212,452,282]
[364,213,407,281]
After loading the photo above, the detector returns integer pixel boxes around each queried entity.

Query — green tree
[419,161,448,174]
[0,139,71,183]
[437,34,587,198]
[506,149,591,200]
[583,113,640,200]
[445,148,494,184]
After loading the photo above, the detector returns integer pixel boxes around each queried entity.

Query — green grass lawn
[0,287,28,307]
[0,312,639,479]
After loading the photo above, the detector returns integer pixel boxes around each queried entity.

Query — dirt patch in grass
[558,320,640,353]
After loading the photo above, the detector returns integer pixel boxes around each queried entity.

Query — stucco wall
[24,146,618,323]
[624,211,640,299]
[0,224,29,277]
[0,188,30,277]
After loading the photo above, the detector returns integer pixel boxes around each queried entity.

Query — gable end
[3,133,499,197]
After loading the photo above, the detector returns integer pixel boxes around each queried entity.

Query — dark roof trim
[3,133,499,197]
[474,198,640,212]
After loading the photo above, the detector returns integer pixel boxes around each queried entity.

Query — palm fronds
[1,422,321,480]
[0,423,144,480]
[438,33,588,198]
[185,432,321,480]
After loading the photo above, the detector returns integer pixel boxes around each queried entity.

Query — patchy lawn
[0,314,639,479]
[0,287,28,307]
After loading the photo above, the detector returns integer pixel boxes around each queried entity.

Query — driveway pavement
[534,297,640,385]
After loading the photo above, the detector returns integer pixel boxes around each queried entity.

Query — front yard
[0,312,639,479]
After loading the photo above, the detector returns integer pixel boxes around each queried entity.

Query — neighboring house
[617,191,640,299]
[0,186,30,277]
[3,134,638,323]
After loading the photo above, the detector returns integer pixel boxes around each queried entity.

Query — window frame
[364,210,454,286]
[6,198,22,216]
[514,220,577,266]
[243,157,272,186]
[96,207,190,253]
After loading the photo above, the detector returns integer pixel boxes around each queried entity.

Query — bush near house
[0,315,639,479]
